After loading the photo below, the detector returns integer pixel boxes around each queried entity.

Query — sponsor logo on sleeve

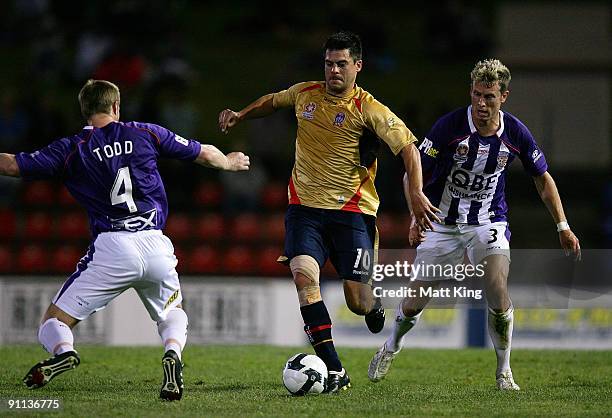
[532,149,543,162]
[174,134,189,146]
[418,138,439,158]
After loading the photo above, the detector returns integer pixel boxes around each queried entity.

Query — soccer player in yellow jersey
[219,31,440,392]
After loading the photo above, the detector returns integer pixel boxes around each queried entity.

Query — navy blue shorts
[282,204,378,283]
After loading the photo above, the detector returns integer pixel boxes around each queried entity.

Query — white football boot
[496,370,520,391]
[368,342,399,382]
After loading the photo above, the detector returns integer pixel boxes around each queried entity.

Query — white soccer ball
[282,353,328,395]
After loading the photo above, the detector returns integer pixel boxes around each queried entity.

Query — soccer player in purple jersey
[369,59,581,390]
[0,80,250,400]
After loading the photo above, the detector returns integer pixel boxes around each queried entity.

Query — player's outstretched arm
[533,171,581,260]
[195,144,250,171]
[218,93,276,134]
[0,153,20,177]
[401,144,441,232]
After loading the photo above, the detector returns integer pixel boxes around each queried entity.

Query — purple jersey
[418,106,547,225]
[16,121,201,237]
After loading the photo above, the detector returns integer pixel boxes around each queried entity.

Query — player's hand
[410,190,441,231]
[225,152,250,171]
[560,229,581,261]
[219,109,241,134]
[408,218,426,246]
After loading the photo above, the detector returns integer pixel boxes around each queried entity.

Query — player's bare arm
[195,144,250,171]
[401,144,441,231]
[0,153,20,177]
[218,93,276,134]
[533,171,581,260]
[403,175,432,245]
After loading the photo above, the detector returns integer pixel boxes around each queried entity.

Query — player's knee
[290,255,321,306]
[159,307,188,324]
[41,303,78,328]
[483,255,509,280]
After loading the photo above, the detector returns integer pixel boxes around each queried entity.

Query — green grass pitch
[0,345,610,417]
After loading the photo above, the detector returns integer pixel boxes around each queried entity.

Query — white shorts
[53,230,182,322]
[413,222,510,281]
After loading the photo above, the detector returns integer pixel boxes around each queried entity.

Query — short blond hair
[470,59,511,92]
[78,79,120,120]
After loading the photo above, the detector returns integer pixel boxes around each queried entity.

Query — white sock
[158,308,188,360]
[38,318,75,355]
[385,302,422,352]
[488,305,514,376]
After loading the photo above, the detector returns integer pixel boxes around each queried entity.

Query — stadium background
[0,1,610,348]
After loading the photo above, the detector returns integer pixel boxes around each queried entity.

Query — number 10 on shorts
[354,248,372,270]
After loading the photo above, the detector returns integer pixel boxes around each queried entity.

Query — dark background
[0,0,609,275]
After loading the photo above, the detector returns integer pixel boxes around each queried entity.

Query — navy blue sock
[300,300,342,372]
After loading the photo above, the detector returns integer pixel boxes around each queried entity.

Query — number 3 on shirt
[111,166,137,213]
[487,227,499,244]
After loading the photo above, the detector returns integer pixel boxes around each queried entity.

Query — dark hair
[324,31,362,62]
[78,79,120,120]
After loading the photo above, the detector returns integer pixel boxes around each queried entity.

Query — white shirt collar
[467,105,505,137]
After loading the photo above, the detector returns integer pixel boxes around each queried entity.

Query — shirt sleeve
[418,117,453,187]
[419,118,448,173]
[517,125,548,176]
[362,99,416,156]
[272,82,314,109]
[15,137,73,180]
[148,124,201,161]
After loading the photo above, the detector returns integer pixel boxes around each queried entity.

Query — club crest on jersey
[497,151,509,169]
[302,102,317,120]
[454,143,469,162]
[333,112,346,126]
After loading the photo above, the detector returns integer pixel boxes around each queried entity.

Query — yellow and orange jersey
[273,81,417,216]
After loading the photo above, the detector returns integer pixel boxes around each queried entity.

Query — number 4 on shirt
[111,166,137,213]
